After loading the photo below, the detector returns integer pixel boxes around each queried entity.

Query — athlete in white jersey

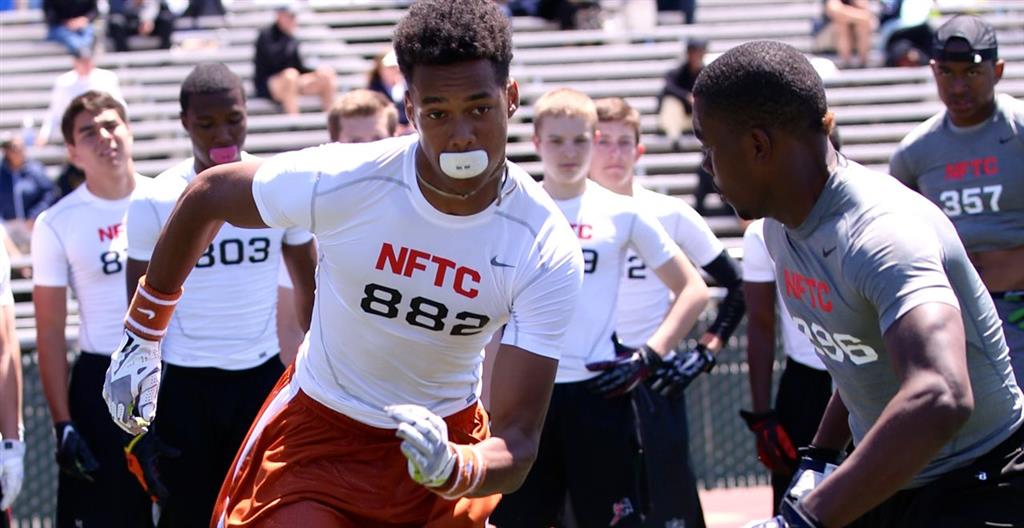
[104,4,584,525]
[0,225,24,519]
[588,96,745,527]
[118,64,317,527]
[742,219,831,513]
[696,41,1024,528]
[32,91,155,528]
[493,89,709,528]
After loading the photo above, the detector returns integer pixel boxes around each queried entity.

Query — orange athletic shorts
[210,365,501,528]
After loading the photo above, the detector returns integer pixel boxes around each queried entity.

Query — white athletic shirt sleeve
[283,226,314,246]
[29,216,68,287]
[125,187,163,261]
[252,151,319,232]
[654,188,724,267]
[628,208,678,271]
[741,220,775,283]
[847,212,961,334]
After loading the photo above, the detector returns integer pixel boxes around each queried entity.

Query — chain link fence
[10,297,782,526]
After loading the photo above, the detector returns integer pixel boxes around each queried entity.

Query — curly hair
[693,40,828,135]
[392,0,513,86]
[180,63,245,114]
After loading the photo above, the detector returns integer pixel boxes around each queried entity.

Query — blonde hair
[327,89,399,141]
[532,87,597,135]
[594,97,640,143]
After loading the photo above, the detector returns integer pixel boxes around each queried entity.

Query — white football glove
[0,439,25,510]
[103,329,162,435]
[385,404,456,488]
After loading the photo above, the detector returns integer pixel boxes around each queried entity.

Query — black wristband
[799,445,842,465]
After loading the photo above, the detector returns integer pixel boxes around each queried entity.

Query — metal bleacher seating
[1,0,1022,523]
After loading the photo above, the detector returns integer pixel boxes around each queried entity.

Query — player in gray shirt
[890,15,1024,387]
[694,40,1024,528]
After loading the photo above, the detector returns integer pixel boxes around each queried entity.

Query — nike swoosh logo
[822,247,837,258]
[999,136,1014,144]
[136,308,156,320]
[490,256,514,268]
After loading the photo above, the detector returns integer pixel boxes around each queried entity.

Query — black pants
[849,425,1024,527]
[57,352,154,528]
[492,381,644,527]
[107,6,174,51]
[770,359,833,512]
[633,385,706,527]
[155,356,284,528]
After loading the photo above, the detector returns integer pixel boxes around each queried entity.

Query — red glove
[739,410,798,475]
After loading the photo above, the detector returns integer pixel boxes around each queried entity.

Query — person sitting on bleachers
[821,0,877,68]
[253,4,337,116]
[658,37,706,151]
[366,48,411,134]
[36,45,126,147]
[0,134,57,253]
[106,0,175,52]
[42,0,98,56]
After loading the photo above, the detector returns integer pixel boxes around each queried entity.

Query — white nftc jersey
[553,180,679,383]
[253,135,583,428]
[742,219,824,370]
[0,226,12,307]
[616,185,723,348]
[127,157,313,370]
[32,177,150,353]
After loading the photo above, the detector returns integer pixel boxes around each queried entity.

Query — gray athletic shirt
[764,159,1023,488]
[889,94,1024,252]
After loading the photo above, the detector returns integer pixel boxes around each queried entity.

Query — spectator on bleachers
[878,0,933,61]
[253,4,337,115]
[1,134,57,224]
[367,49,410,132]
[658,37,706,150]
[107,0,175,52]
[42,0,98,56]
[327,89,399,143]
[657,0,696,24]
[36,45,126,147]
[822,0,876,68]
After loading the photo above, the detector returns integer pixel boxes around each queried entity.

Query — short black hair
[179,63,245,114]
[693,40,828,135]
[392,0,513,86]
[61,90,129,145]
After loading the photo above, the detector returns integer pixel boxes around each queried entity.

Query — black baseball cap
[933,15,998,63]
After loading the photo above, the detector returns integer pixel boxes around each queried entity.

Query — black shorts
[491,380,644,528]
[57,351,154,528]
[770,359,832,512]
[848,425,1024,528]
[632,384,706,528]
[154,356,284,528]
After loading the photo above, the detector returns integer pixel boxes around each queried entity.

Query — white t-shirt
[616,184,723,348]
[552,180,679,383]
[39,68,126,144]
[0,226,12,307]
[741,219,825,370]
[252,135,584,427]
[32,177,150,354]
[127,156,314,369]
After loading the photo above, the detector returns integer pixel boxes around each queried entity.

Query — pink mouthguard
[209,145,240,165]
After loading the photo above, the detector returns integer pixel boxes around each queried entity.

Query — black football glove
[585,345,663,397]
[54,421,100,482]
[739,410,799,475]
[125,430,180,504]
[649,344,715,398]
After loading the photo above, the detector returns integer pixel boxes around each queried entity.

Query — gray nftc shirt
[764,159,1023,488]
[889,94,1024,253]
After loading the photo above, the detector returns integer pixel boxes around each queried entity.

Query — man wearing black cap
[658,38,707,149]
[890,15,1024,388]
